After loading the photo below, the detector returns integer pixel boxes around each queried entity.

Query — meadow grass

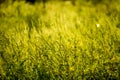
[0,1,120,80]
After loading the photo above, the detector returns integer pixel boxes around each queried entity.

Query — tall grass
[0,1,120,80]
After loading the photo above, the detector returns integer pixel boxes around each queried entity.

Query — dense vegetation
[0,0,120,79]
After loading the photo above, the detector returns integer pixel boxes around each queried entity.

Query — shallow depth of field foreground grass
[0,1,120,79]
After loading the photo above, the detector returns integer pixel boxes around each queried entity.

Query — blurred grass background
[0,0,120,79]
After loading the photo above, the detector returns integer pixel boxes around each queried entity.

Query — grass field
[0,1,120,79]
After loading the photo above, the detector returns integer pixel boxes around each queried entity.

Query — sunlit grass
[0,1,120,79]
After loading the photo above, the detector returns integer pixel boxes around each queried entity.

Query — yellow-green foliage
[0,1,120,80]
